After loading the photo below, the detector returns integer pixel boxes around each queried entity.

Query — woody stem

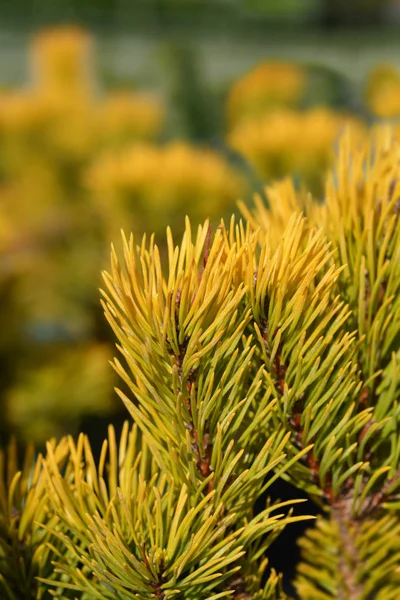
[331,497,363,600]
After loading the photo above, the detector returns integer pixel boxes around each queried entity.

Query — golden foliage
[366,65,400,118]
[2,122,400,597]
[229,107,366,192]
[30,26,93,98]
[227,61,306,127]
[96,91,165,146]
[87,141,248,235]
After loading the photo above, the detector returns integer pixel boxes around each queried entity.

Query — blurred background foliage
[1,0,400,450]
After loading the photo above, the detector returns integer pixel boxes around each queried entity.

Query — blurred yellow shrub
[228,107,366,192]
[227,61,306,128]
[87,141,248,235]
[96,92,164,147]
[366,65,400,118]
[0,26,249,444]
[30,26,94,98]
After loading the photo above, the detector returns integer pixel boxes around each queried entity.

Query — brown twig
[272,348,286,396]
[331,496,363,600]
[170,228,215,490]
[289,410,335,501]
[199,223,213,283]
[174,332,213,492]
[141,543,166,599]
[261,315,286,395]
[228,575,252,599]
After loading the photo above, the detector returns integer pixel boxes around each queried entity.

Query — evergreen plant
[1,129,400,599]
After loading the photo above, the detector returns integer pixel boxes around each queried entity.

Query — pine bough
[1,129,400,599]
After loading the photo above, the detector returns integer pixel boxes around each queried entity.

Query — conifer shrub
[1,128,400,599]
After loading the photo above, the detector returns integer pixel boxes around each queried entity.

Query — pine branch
[0,437,75,599]
[331,496,363,600]
[243,128,400,597]
[41,422,308,599]
[101,219,309,514]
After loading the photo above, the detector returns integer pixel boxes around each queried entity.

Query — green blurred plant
[6,344,114,444]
